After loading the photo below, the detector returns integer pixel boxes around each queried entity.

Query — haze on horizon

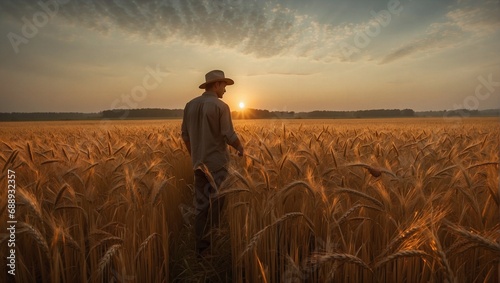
[0,0,499,113]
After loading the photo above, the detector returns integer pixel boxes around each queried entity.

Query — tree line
[0,108,498,121]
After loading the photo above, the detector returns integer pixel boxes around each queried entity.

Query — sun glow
[239,102,245,109]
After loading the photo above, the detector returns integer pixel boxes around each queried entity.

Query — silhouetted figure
[181,70,244,257]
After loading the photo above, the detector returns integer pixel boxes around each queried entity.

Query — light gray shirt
[181,91,238,172]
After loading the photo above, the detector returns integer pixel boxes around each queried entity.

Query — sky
[0,0,499,113]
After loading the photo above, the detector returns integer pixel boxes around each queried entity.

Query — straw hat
[199,70,234,89]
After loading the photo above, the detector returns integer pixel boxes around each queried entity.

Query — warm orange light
[239,102,245,109]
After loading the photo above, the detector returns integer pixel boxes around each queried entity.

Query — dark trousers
[194,168,228,255]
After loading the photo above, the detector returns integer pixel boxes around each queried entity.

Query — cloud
[379,23,462,64]
[246,71,317,77]
[0,0,385,63]
[6,0,496,65]
[380,2,500,64]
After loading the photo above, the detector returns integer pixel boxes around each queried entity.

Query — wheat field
[0,118,498,283]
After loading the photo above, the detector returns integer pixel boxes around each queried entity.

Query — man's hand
[237,146,244,157]
[230,137,244,157]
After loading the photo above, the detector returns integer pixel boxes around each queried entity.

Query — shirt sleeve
[181,104,190,143]
[220,103,238,144]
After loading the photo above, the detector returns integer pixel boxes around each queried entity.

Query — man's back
[181,70,244,256]
[181,91,238,172]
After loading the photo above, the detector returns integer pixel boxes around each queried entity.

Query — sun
[239,102,245,109]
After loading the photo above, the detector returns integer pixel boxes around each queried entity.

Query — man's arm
[220,103,244,156]
[181,105,191,155]
[229,136,244,156]
[181,103,191,155]
[183,139,191,155]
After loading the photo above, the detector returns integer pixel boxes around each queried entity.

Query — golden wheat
[0,118,498,282]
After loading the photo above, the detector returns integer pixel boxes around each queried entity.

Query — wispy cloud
[246,71,317,77]
[4,0,497,64]
[379,23,462,64]
[380,2,500,64]
[0,0,389,62]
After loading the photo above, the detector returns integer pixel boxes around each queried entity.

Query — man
[181,70,244,256]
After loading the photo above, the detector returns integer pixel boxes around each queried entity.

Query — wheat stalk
[337,204,381,225]
[41,159,61,165]
[2,149,18,173]
[428,230,455,282]
[380,223,426,257]
[335,187,384,208]
[240,212,314,258]
[306,252,372,272]
[18,222,50,258]
[53,183,69,208]
[135,233,160,261]
[375,250,431,268]
[18,188,44,221]
[466,161,499,170]
[446,223,500,253]
[90,236,123,254]
[96,244,122,276]
[26,142,34,163]
[279,181,315,201]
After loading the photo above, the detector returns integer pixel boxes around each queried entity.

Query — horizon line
[1,107,500,114]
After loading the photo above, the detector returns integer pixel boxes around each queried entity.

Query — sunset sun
[239,102,245,109]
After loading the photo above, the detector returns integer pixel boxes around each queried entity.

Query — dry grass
[0,118,498,282]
